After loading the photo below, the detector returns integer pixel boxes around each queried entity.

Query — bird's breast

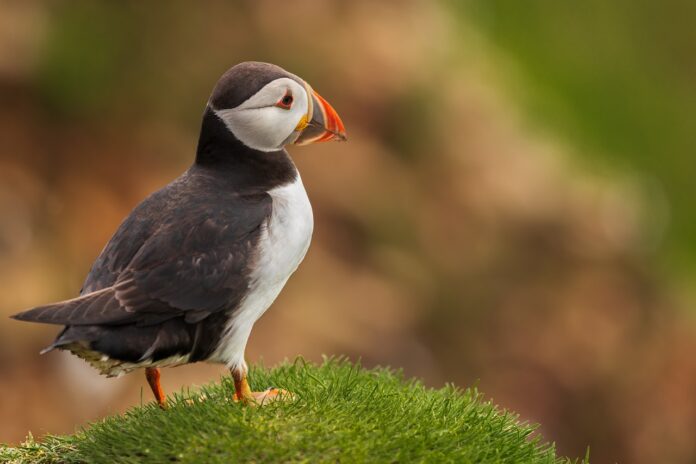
[259,175,314,283]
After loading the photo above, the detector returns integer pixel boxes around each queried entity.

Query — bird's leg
[230,366,290,405]
[231,366,253,402]
[145,367,167,409]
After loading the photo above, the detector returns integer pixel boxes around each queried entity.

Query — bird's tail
[39,339,66,355]
[11,287,132,326]
[39,325,101,354]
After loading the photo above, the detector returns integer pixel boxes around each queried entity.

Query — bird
[12,61,346,408]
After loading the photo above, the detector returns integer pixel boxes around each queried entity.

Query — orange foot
[233,387,294,405]
[231,367,294,405]
[145,367,168,409]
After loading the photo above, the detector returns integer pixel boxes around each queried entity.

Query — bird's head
[207,62,346,152]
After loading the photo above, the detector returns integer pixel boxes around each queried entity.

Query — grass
[1,358,585,463]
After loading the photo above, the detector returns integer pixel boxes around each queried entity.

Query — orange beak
[294,86,347,145]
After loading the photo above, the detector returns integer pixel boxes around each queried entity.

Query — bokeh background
[1,1,695,462]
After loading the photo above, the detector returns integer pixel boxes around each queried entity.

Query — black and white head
[207,62,346,152]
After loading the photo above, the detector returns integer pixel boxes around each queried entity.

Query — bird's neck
[194,106,297,192]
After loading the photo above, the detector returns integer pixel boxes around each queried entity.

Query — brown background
[1,2,695,463]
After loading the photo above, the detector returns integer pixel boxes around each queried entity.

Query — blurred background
[1,1,695,462]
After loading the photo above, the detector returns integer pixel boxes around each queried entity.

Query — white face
[212,77,310,152]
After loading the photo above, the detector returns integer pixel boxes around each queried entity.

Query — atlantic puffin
[12,62,346,408]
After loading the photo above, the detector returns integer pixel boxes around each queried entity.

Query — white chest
[256,176,314,286]
[211,176,313,368]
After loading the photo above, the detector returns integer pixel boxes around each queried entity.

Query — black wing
[13,176,271,327]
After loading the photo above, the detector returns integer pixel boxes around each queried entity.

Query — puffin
[12,61,346,408]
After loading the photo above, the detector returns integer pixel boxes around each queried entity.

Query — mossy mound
[1,359,585,463]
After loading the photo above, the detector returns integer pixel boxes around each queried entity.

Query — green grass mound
[1,359,584,463]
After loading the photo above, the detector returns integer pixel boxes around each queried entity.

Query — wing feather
[12,288,135,325]
[13,188,271,327]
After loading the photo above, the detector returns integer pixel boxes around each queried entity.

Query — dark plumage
[209,62,300,110]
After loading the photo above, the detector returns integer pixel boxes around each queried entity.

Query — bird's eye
[276,93,294,110]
